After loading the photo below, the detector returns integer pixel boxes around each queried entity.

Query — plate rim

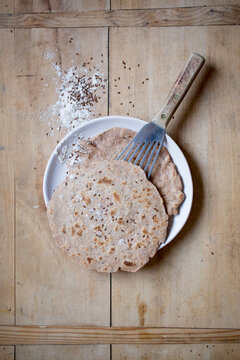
[43,115,193,249]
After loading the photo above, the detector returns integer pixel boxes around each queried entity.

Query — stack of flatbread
[47,128,185,272]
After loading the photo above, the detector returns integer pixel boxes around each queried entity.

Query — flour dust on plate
[43,116,193,249]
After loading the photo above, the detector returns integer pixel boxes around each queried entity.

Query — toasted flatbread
[67,127,184,215]
[48,160,168,272]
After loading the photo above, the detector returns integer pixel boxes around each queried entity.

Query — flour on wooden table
[40,51,107,133]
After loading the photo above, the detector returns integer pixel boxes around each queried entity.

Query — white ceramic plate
[43,116,193,249]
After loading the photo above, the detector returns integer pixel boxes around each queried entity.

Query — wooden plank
[112,0,240,10]
[110,26,240,328]
[0,6,239,28]
[14,28,110,326]
[1,326,240,345]
[112,344,240,359]
[0,29,15,325]
[207,24,240,327]
[15,0,110,13]
[0,0,14,13]
[0,346,14,360]
[16,345,109,360]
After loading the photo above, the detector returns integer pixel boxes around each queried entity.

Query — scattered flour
[118,239,126,246]
[45,52,55,59]
[57,140,87,165]
[39,51,107,165]
[42,53,107,132]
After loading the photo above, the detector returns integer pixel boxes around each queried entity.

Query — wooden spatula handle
[152,53,205,129]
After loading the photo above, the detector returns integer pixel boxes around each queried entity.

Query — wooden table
[0,1,240,359]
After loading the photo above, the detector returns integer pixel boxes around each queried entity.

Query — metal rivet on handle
[161,114,166,119]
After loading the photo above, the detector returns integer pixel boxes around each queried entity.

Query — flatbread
[67,127,184,215]
[48,160,168,272]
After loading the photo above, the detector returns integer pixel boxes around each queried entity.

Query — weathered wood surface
[0,0,240,358]
[112,0,240,9]
[15,0,110,13]
[0,346,14,360]
[15,345,109,360]
[1,326,240,345]
[0,29,15,326]
[110,25,240,329]
[0,0,13,13]
[14,27,110,326]
[112,344,240,359]
[0,6,239,28]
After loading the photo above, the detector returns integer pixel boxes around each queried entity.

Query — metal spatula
[117,53,205,178]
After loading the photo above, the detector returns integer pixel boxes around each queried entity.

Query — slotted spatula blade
[117,53,205,178]
[116,122,165,178]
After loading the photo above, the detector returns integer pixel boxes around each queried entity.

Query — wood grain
[15,0,110,13]
[0,0,14,13]
[1,326,240,345]
[0,29,15,325]
[112,0,240,10]
[112,344,240,359]
[14,28,110,326]
[0,0,239,358]
[110,26,240,328]
[0,346,14,360]
[16,345,109,359]
[0,6,239,28]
